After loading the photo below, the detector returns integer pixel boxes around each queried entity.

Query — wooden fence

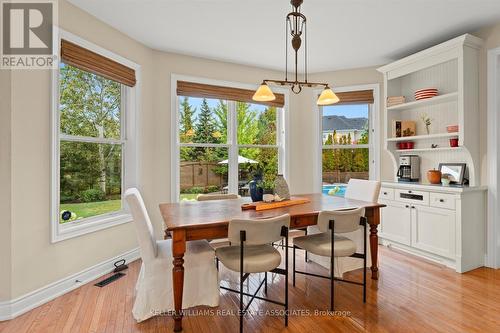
[180,162,226,190]
[322,171,369,184]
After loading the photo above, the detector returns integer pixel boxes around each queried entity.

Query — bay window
[173,79,286,201]
[318,86,379,196]
[51,31,139,242]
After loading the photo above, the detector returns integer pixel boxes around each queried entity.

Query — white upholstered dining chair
[125,188,219,322]
[306,179,381,276]
[293,207,367,310]
[196,193,241,249]
[215,214,290,333]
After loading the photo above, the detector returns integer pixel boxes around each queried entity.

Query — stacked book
[387,96,406,107]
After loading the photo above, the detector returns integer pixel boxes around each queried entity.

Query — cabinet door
[380,201,411,246]
[411,205,456,259]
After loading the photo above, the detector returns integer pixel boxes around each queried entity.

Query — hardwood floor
[1,245,499,333]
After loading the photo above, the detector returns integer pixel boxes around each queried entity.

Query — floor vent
[94,273,125,287]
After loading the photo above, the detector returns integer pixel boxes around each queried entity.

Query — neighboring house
[322,115,368,144]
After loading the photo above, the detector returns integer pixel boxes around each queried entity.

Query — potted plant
[421,113,433,135]
[249,170,264,202]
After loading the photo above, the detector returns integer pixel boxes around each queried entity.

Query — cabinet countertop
[381,181,487,194]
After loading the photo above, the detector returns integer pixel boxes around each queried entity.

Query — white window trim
[312,83,380,191]
[50,29,141,243]
[170,74,289,203]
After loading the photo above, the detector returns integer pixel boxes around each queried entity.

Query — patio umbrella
[218,155,258,164]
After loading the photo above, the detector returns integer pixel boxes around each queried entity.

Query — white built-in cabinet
[379,183,485,272]
[380,201,411,245]
[376,34,487,273]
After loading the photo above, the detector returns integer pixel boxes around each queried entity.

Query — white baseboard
[0,247,140,321]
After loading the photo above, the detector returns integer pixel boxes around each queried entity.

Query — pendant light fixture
[253,0,339,106]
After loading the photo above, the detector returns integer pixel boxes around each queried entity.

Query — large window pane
[238,148,278,197]
[237,102,277,145]
[60,141,122,223]
[322,148,369,187]
[180,147,228,201]
[322,104,369,145]
[59,63,121,139]
[179,96,227,144]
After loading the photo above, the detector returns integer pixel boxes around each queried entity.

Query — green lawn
[180,193,199,201]
[60,199,121,223]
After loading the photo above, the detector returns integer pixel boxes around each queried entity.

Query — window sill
[51,212,133,243]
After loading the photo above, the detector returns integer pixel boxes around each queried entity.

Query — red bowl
[449,137,459,147]
[397,141,414,149]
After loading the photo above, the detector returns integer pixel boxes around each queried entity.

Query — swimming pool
[322,184,347,197]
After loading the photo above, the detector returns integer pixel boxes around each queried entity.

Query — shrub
[181,187,205,194]
[80,188,106,202]
[60,193,78,203]
[205,185,220,193]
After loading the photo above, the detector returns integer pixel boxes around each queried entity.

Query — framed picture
[438,163,466,184]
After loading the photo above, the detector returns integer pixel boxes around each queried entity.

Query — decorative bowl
[427,170,442,184]
[446,125,459,133]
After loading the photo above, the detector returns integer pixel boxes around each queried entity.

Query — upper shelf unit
[387,92,458,111]
[377,34,483,186]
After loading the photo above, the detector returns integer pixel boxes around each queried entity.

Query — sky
[323,104,369,118]
[183,96,368,119]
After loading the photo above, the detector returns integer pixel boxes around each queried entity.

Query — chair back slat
[317,207,365,233]
[125,188,157,261]
[228,214,290,245]
[344,179,381,202]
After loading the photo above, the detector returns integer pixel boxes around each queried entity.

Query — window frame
[171,75,289,202]
[51,30,140,243]
[313,84,380,191]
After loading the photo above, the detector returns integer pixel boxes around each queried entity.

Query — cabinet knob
[405,205,409,208]
[439,199,445,203]
[383,192,388,195]
[411,206,415,209]
[408,190,413,194]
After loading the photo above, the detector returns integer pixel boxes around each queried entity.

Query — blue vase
[249,177,263,202]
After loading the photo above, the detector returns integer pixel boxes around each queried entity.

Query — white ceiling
[68,0,500,73]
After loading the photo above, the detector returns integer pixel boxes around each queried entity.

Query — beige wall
[6,0,498,302]
[0,68,12,301]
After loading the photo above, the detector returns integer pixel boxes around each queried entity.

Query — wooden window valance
[60,39,136,87]
[176,81,285,108]
[334,90,374,105]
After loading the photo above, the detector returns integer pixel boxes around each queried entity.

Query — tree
[59,64,121,200]
[256,107,276,145]
[194,98,218,144]
[236,102,258,145]
[213,100,228,143]
[179,96,195,143]
[322,134,335,172]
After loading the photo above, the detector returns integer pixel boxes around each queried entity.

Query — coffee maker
[397,155,420,182]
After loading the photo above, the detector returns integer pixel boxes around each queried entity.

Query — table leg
[369,207,380,280]
[172,230,186,332]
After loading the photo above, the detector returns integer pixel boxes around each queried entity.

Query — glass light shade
[317,87,340,105]
[252,83,276,102]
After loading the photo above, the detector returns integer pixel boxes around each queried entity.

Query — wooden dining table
[160,193,385,332]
